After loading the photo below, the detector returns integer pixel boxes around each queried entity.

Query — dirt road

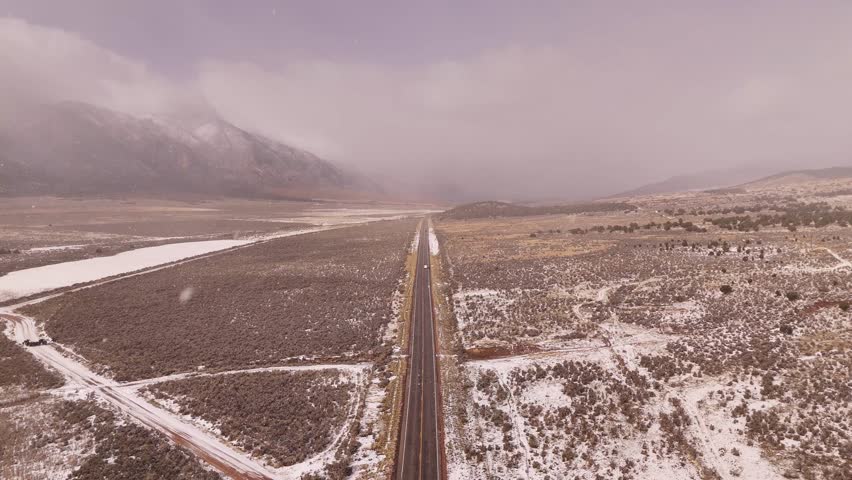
[2,312,280,479]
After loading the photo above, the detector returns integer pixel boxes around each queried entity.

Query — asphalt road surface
[397,221,442,479]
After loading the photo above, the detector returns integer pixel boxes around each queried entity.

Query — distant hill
[741,166,852,188]
[0,101,376,199]
[439,201,635,220]
[611,167,777,198]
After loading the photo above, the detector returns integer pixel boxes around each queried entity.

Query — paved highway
[397,221,442,479]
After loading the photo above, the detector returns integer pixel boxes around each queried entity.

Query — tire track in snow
[2,312,370,479]
[0,219,417,478]
[3,313,280,479]
[120,363,370,390]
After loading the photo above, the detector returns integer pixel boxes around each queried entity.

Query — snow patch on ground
[3,312,368,480]
[261,208,438,227]
[428,225,440,254]
[0,394,96,480]
[411,229,420,253]
[675,380,785,480]
[452,288,515,345]
[348,370,387,477]
[662,300,706,324]
[253,226,330,241]
[782,246,852,272]
[450,353,700,480]
[25,244,88,253]
[517,378,570,405]
[0,239,250,301]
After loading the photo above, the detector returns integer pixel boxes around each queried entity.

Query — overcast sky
[2,1,852,200]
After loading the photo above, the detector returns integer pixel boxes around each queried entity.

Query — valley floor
[434,179,852,480]
[0,198,432,479]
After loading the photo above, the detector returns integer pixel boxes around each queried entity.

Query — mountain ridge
[740,166,852,188]
[608,166,777,198]
[0,101,375,199]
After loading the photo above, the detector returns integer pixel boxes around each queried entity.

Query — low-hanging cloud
[0,17,179,117]
[197,44,852,199]
[3,12,852,200]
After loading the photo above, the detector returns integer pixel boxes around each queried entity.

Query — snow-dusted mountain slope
[0,101,371,198]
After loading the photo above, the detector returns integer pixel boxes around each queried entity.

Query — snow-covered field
[262,207,439,227]
[3,312,281,478]
[435,196,852,480]
[428,223,440,254]
[446,343,786,480]
[0,393,96,480]
[3,311,373,480]
[0,225,337,302]
[0,239,251,301]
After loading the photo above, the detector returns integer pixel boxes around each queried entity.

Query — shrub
[24,220,415,380]
[145,370,354,467]
[0,334,64,389]
[57,400,221,480]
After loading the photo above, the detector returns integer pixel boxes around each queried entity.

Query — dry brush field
[0,335,219,479]
[0,195,419,277]
[437,185,852,480]
[3,214,422,479]
[0,333,63,391]
[143,369,359,469]
[0,192,440,479]
[0,196,321,277]
[21,219,417,381]
[9,397,223,480]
